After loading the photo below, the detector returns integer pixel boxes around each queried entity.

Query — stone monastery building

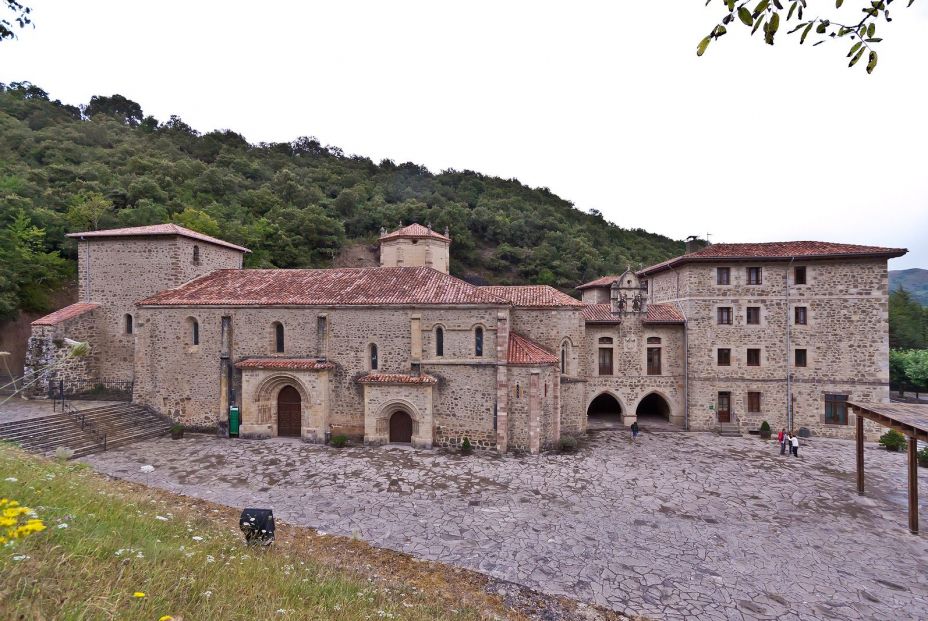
[27,223,906,452]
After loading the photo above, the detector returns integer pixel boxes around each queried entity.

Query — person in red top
[778,428,787,455]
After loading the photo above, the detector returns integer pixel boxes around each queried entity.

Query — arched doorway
[636,393,671,421]
[389,410,413,443]
[277,385,302,437]
[587,393,622,430]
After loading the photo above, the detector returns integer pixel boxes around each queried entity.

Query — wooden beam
[856,414,865,496]
[909,436,919,535]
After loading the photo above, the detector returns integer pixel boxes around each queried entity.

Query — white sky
[2,1,926,269]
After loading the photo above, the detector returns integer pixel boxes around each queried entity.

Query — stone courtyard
[83,430,928,620]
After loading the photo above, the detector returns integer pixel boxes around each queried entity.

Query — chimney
[685,235,708,254]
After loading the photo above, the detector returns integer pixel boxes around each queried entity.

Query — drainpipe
[786,257,795,431]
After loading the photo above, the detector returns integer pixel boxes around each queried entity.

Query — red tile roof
[357,373,438,385]
[478,286,583,308]
[67,223,250,253]
[645,303,685,324]
[380,223,450,242]
[576,275,620,290]
[139,267,509,307]
[508,332,558,366]
[32,302,100,326]
[234,358,335,371]
[639,241,906,276]
[582,304,620,323]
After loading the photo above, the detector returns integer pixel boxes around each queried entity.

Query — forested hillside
[890,269,928,306]
[0,81,683,322]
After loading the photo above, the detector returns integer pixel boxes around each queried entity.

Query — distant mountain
[890,268,928,305]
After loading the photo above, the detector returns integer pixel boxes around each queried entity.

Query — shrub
[460,437,473,454]
[559,435,578,453]
[53,446,74,461]
[759,421,771,439]
[330,434,348,448]
[879,429,907,452]
[919,445,928,468]
[170,422,183,433]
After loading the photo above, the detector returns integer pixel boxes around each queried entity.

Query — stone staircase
[0,403,172,458]
[718,421,742,437]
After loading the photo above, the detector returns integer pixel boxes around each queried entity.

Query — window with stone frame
[125,314,133,335]
[192,244,201,265]
[794,266,807,285]
[560,340,571,374]
[747,266,762,285]
[435,326,444,357]
[795,306,808,325]
[369,343,379,370]
[474,327,483,356]
[646,347,661,375]
[795,348,807,367]
[717,348,731,366]
[747,348,761,366]
[717,307,733,325]
[747,391,761,413]
[598,344,613,376]
[273,322,285,353]
[717,267,730,285]
[746,307,761,325]
[189,317,199,346]
[824,393,849,425]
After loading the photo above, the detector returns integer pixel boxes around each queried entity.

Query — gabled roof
[508,332,558,366]
[639,241,906,276]
[576,275,619,290]
[478,285,583,308]
[32,302,100,326]
[357,373,438,385]
[581,303,685,325]
[581,304,619,323]
[234,358,335,371]
[139,267,509,307]
[67,223,250,253]
[379,223,450,242]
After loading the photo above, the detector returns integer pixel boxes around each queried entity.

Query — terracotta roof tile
[380,223,450,242]
[644,303,685,324]
[139,267,509,307]
[357,373,438,385]
[639,241,906,276]
[508,332,558,366]
[478,286,583,308]
[67,223,250,253]
[582,304,620,323]
[234,358,335,370]
[576,275,620,290]
[32,302,100,326]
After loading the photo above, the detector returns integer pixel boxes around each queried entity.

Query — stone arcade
[26,223,906,451]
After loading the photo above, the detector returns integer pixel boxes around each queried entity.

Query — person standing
[791,431,800,457]
[631,420,640,442]
[778,428,787,455]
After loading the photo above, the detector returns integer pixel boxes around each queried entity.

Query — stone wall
[24,309,101,396]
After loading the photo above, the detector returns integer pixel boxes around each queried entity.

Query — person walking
[790,431,800,457]
[778,428,787,455]
[631,420,640,442]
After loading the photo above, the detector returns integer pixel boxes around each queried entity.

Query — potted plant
[460,437,473,456]
[330,434,348,448]
[878,429,906,452]
[759,421,771,440]
[170,423,184,440]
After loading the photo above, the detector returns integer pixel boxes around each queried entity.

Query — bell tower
[610,267,647,314]
[379,223,451,273]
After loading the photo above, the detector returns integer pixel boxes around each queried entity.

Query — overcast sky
[2,1,926,269]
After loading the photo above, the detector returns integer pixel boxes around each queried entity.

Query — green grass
[0,443,502,620]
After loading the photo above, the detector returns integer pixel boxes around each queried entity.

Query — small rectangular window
[824,393,849,425]
[747,392,761,413]
[647,347,661,375]
[716,267,730,285]
[795,348,807,367]
[747,267,762,285]
[717,307,732,325]
[794,266,807,285]
[795,306,807,325]
[746,307,760,325]
[717,348,731,366]
[747,348,761,366]
[598,348,613,376]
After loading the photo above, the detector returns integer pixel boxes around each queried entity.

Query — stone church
[26,223,906,452]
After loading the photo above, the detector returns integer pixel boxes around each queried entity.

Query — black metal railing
[50,378,134,402]
[62,401,107,451]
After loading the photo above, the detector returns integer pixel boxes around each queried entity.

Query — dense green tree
[0,210,69,320]
[904,349,928,391]
[889,288,927,349]
[84,94,144,127]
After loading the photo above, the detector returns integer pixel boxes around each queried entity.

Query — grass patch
[0,443,512,620]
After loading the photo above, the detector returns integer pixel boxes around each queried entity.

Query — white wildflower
[4,477,17,482]
[202,590,213,599]
[155,515,169,521]
[12,554,29,561]
[206,555,215,563]
[192,535,203,541]
[57,523,68,529]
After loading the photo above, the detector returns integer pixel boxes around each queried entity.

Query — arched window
[192,244,201,265]
[369,343,379,370]
[435,327,444,357]
[474,327,483,357]
[190,318,199,346]
[125,314,133,335]
[273,322,285,353]
[561,343,567,374]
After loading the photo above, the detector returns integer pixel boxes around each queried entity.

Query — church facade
[26,223,906,451]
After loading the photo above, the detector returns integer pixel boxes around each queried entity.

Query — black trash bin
[239,508,275,545]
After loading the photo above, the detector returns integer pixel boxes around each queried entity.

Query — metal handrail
[63,402,107,451]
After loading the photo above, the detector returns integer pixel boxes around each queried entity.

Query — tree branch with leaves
[0,0,30,42]
[698,0,917,73]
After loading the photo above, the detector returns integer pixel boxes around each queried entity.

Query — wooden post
[856,413,864,496]
[908,436,919,535]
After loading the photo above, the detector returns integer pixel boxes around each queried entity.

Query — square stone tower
[378,223,451,273]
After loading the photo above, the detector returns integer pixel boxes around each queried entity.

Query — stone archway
[587,392,623,430]
[251,373,312,437]
[636,392,671,421]
[277,385,302,437]
[389,409,413,443]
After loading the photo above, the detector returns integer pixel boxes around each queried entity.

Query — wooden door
[717,392,731,423]
[277,386,302,437]
[389,411,413,443]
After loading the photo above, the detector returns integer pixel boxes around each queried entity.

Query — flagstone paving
[84,430,928,620]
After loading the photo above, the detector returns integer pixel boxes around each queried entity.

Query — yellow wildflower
[159,616,174,621]
[0,498,44,544]
[134,592,146,598]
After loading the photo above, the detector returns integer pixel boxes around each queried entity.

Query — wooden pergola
[850,401,928,534]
